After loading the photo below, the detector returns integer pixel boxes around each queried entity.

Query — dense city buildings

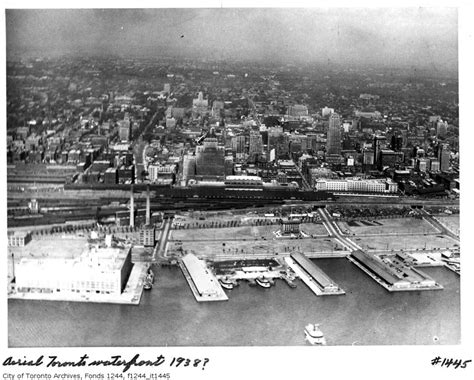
[5,53,459,198]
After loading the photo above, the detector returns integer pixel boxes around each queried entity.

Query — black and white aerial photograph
[4,5,470,371]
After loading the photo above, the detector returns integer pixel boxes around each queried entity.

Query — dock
[179,253,228,302]
[348,250,443,292]
[285,253,345,296]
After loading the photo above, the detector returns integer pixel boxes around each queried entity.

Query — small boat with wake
[304,323,327,346]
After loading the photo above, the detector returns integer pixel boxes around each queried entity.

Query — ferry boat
[144,271,154,290]
[255,277,272,288]
[304,324,327,346]
[219,278,235,290]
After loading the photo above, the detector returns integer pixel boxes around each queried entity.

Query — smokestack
[146,185,151,226]
[130,185,134,228]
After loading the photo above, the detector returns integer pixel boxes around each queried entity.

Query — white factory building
[15,244,133,295]
[314,178,398,193]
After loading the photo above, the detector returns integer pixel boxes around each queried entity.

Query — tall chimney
[130,185,134,227]
[146,184,151,226]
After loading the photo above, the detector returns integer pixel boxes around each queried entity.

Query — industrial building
[314,178,398,193]
[15,244,133,295]
[8,231,32,247]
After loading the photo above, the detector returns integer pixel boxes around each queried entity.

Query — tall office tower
[373,135,387,167]
[231,135,246,154]
[118,119,132,142]
[221,119,227,146]
[438,143,451,172]
[163,83,171,93]
[417,158,431,172]
[436,120,448,138]
[192,91,209,117]
[268,127,289,159]
[195,128,225,179]
[129,186,135,228]
[145,185,151,226]
[322,107,334,118]
[249,130,263,156]
[326,113,342,156]
[363,149,375,165]
[391,135,403,151]
[430,159,440,172]
[211,100,225,118]
[182,154,197,183]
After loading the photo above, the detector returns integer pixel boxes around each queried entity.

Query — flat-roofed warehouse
[15,245,133,295]
[181,253,223,298]
[290,252,339,292]
[351,250,414,289]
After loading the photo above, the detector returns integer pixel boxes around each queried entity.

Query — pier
[348,250,443,292]
[285,252,345,296]
[179,253,228,302]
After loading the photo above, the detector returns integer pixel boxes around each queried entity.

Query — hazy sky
[6,8,458,72]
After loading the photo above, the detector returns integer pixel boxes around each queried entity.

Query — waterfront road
[154,217,173,260]
[419,209,460,242]
[317,208,362,252]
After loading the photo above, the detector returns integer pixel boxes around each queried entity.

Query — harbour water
[8,259,460,347]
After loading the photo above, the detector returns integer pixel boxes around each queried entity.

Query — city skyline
[6,8,458,75]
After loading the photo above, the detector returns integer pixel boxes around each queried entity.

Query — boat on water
[144,271,154,291]
[255,277,272,288]
[147,268,155,284]
[282,276,297,288]
[219,278,235,290]
[143,277,153,290]
[304,324,326,346]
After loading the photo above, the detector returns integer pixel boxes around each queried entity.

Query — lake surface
[8,259,460,346]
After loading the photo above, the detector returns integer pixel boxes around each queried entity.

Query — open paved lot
[435,215,460,234]
[337,217,438,236]
[170,225,279,241]
[170,223,328,241]
[300,223,329,236]
[9,237,88,259]
[354,234,459,251]
[168,236,346,258]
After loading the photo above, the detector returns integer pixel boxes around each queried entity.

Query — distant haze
[6,8,458,72]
